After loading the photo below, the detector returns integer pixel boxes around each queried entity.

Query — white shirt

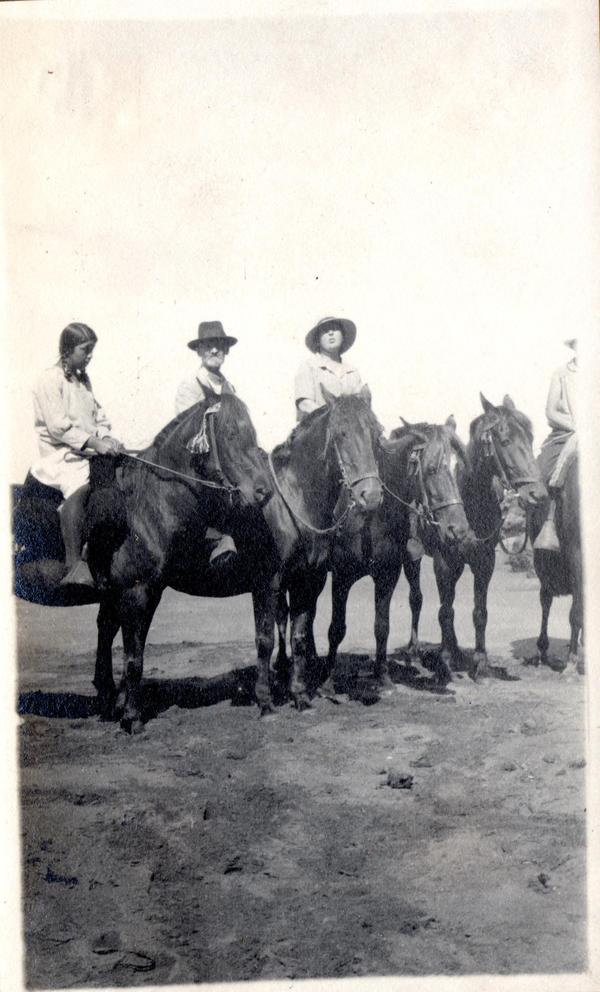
[175,366,235,414]
[30,365,112,498]
[294,352,365,420]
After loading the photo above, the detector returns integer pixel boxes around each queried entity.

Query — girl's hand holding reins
[87,436,124,456]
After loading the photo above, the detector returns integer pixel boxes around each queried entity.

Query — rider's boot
[59,486,95,588]
[533,496,560,553]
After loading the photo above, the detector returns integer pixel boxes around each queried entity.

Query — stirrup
[209,534,238,566]
[533,521,560,553]
[59,560,96,588]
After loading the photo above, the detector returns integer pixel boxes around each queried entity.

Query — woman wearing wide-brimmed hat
[294,316,367,420]
[175,320,240,570]
[534,338,578,552]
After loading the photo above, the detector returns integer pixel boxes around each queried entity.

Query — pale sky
[1,2,598,482]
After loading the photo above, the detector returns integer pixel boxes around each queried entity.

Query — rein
[267,450,357,536]
[381,444,463,530]
[121,409,238,498]
[122,452,237,494]
[470,427,536,546]
[267,426,381,537]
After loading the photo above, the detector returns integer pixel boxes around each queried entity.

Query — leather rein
[381,443,463,530]
[267,437,380,537]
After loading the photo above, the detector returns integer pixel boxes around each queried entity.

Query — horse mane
[272,394,382,464]
[149,392,257,454]
[391,422,471,470]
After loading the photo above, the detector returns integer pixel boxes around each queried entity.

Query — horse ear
[480,392,495,415]
[359,384,372,406]
[399,416,413,429]
[445,414,457,431]
[321,386,336,407]
[503,394,516,411]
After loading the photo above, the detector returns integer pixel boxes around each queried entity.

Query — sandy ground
[15,554,587,987]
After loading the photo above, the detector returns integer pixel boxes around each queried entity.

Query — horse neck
[380,445,412,506]
[464,436,502,527]
[281,412,338,512]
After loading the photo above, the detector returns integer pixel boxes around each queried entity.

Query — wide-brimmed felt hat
[305,316,357,354]
[187,321,238,351]
[564,338,577,350]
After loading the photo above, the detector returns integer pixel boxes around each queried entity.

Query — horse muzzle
[353,477,383,514]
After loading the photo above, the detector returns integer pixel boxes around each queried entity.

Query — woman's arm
[34,371,92,450]
[545,370,575,432]
[294,361,319,417]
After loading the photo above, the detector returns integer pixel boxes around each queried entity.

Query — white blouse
[30,365,112,498]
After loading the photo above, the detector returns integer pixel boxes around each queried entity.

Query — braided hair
[58,322,97,388]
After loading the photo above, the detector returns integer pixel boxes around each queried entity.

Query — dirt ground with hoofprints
[16,554,586,987]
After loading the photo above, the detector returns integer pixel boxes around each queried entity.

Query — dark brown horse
[14,392,273,729]
[528,456,583,673]
[324,418,474,689]
[258,388,383,710]
[15,388,383,728]
[432,394,547,679]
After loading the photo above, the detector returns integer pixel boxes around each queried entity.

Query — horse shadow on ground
[17,639,525,726]
[322,647,455,701]
[18,664,261,725]
[511,636,573,673]
[389,642,519,683]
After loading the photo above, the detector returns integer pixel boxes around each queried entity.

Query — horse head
[321,386,383,514]
[152,391,272,509]
[473,393,546,508]
[394,416,473,551]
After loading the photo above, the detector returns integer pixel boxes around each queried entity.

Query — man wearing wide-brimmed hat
[534,338,578,552]
[294,316,366,420]
[175,321,238,413]
[175,321,239,569]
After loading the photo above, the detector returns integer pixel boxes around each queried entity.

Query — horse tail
[84,456,128,589]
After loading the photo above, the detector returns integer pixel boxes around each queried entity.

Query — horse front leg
[536,583,553,668]
[289,573,325,711]
[403,557,423,663]
[275,589,289,670]
[93,597,121,720]
[324,569,354,692]
[252,583,277,716]
[115,584,162,734]
[373,565,401,690]
[433,552,464,683]
[472,548,495,680]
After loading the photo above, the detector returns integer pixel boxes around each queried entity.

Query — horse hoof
[373,674,395,694]
[120,716,144,735]
[259,702,275,717]
[576,657,585,676]
[96,689,117,721]
[293,694,313,712]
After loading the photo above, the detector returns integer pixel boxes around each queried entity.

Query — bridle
[267,428,381,537]
[480,420,539,495]
[470,419,539,545]
[381,440,464,530]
